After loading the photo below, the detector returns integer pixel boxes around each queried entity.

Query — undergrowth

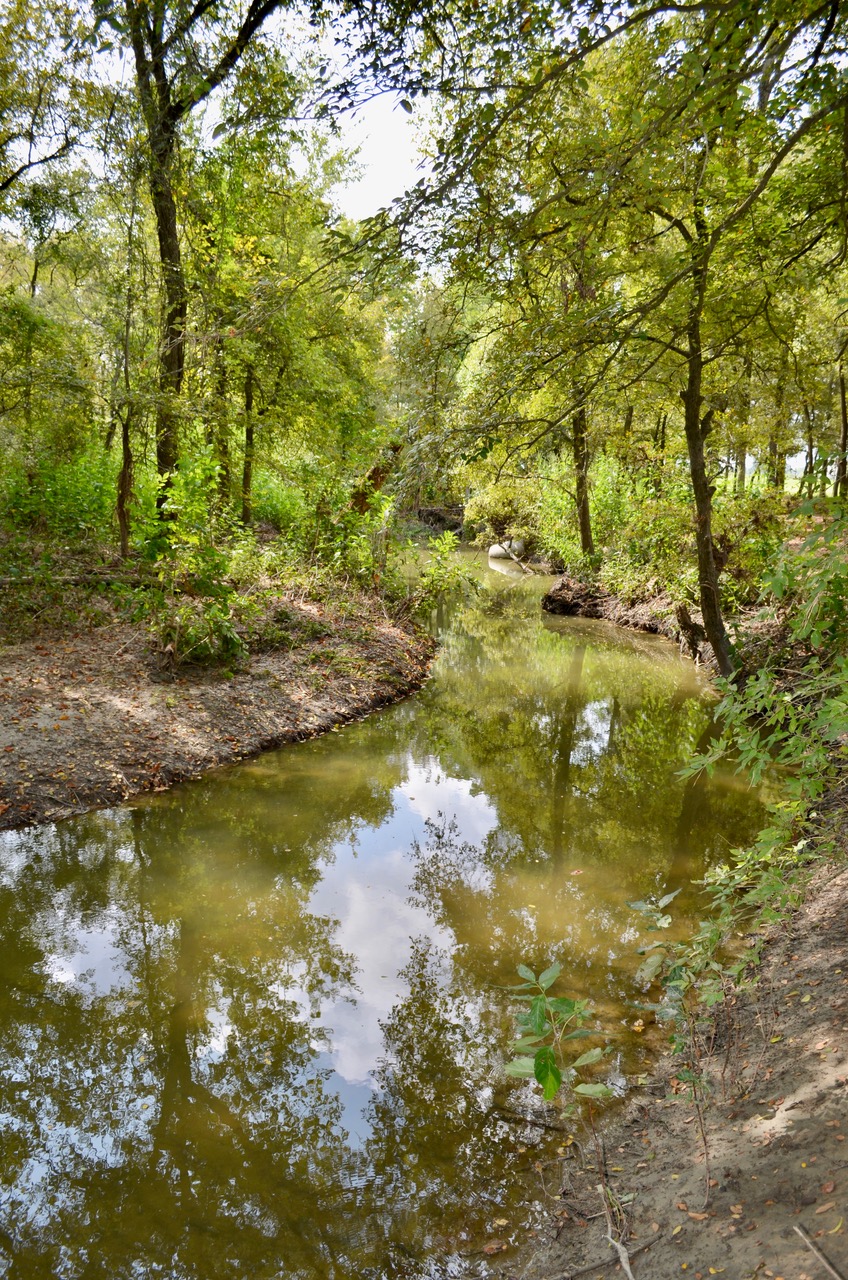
[629,497,848,1063]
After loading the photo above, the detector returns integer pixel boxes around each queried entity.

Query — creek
[0,557,766,1279]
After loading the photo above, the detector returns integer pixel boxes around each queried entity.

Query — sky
[331,92,427,222]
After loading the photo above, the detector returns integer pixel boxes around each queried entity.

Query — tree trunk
[571,405,594,557]
[801,412,816,496]
[116,173,138,559]
[682,250,734,677]
[149,139,185,500]
[241,365,255,526]
[651,411,667,494]
[766,434,785,490]
[735,348,752,495]
[835,370,848,500]
[214,343,230,505]
[117,408,134,559]
[734,446,746,494]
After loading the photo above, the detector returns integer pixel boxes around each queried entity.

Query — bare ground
[0,593,434,830]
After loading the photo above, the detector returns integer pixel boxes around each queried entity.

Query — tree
[403,3,848,674]
[94,0,298,495]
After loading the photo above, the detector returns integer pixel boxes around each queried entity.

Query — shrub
[1,450,117,543]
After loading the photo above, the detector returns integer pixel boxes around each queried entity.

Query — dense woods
[1,0,847,716]
[2,7,848,1275]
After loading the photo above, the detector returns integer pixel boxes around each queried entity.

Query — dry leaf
[688,1211,709,1221]
[815,1202,836,1214]
[822,1181,836,1193]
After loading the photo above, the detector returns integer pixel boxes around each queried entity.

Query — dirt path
[499,861,848,1280]
[0,595,434,830]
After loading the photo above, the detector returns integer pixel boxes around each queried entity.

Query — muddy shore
[0,593,434,830]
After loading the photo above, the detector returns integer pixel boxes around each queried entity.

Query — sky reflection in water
[0,564,767,1279]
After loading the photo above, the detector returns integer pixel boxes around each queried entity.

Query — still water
[0,561,766,1279]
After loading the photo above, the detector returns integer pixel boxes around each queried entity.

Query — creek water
[0,558,767,1279]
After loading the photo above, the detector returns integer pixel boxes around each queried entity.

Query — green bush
[464,478,539,546]
[1,450,117,543]
[252,471,308,543]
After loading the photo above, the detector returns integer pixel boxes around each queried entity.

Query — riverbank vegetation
[1,0,847,994]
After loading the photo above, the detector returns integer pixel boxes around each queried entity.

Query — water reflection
[0,566,766,1277]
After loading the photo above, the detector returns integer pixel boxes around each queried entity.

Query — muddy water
[0,561,766,1279]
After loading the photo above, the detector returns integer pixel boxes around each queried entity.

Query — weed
[504,962,613,1106]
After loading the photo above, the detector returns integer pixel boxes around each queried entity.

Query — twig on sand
[794,1223,847,1280]
[597,1183,635,1280]
[546,1229,662,1279]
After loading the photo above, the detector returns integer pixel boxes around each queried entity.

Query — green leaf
[511,1034,546,1050]
[399,99,413,113]
[534,1046,562,1100]
[505,1056,537,1078]
[657,890,680,909]
[572,1046,604,1068]
[547,996,578,1018]
[574,1082,614,1098]
[635,950,666,985]
[538,961,562,990]
[516,963,536,983]
[529,995,548,1036]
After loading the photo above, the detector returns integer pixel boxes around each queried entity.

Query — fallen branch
[547,1230,662,1279]
[493,1105,573,1132]
[597,1183,635,1280]
[794,1224,847,1280]
[0,573,154,587]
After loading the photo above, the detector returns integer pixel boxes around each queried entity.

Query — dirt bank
[542,576,719,671]
[0,592,434,830]
[494,855,848,1280]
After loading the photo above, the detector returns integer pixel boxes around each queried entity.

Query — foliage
[695,503,848,804]
[252,472,308,541]
[0,450,116,542]
[630,504,848,1034]
[504,962,613,1105]
[141,451,249,665]
[412,530,478,613]
[464,478,538,547]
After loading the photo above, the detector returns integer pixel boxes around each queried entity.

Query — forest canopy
[0,0,847,677]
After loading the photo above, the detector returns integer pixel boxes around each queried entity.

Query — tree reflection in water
[0,568,769,1278]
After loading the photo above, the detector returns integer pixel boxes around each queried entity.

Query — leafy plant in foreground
[413,530,479,614]
[504,962,613,1105]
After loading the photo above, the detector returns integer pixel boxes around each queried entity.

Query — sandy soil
[0,594,434,830]
[495,859,848,1280]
